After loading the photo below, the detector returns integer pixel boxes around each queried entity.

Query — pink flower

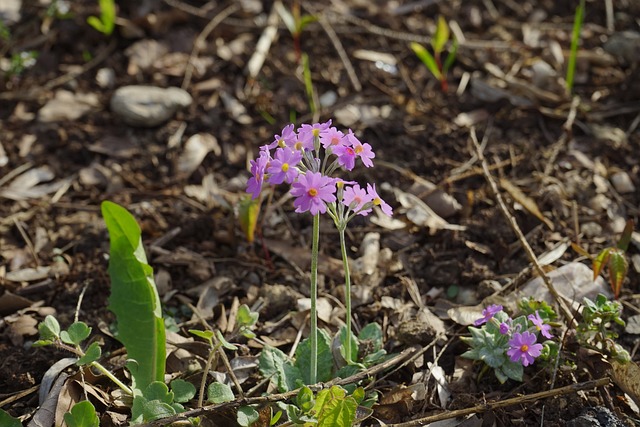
[507,331,543,367]
[528,311,554,339]
[343,184,372,216]
[267,147,302,185]
[320,127,345,150]
[333,144,357,171]
[473,304,503,326]
[346,130,375,167]
[366,183,393,216]
[298,121,332,151]
[266,124,297,150]
[499,322,510,335]
[246,150,270,199]
[290,172,336,215]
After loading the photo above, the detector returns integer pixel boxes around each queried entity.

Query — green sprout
[566,0,585,93]
[410,16,458,92]
[87,0,116,36]
[572,219,633,298]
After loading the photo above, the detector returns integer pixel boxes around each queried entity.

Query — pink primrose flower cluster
[246,120,392,218]
[474,304,553,367]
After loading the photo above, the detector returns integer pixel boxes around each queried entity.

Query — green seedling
[566,0,585,93]
[410,16,458,92]
[572,219,633,298]
[275,0,318,64]
[577,294,629,363]
[87,0,116,35]
[63,400,100,427]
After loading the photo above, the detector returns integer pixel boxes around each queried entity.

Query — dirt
[1,0,639,426]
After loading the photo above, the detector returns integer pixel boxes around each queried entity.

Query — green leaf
[171,379,196,403]
[500,360,524,382]
[617,220,634,251]
[39,315,61,340]
[566,0,585,92]
[593,247,611,280]
[410,42,442,80]
[442,37,458,74]
[270,409,283,426]
[142,400,176,422]
[189,329,214,346]
[238,195,261,243]
[314,386,358,427]
[431,16,449,54]
[608,248,628,298]
[61,322,92,346]
[87,0,116,35]
[296,386,315,413]
[63,401,99,427]
[207,382,235,404]
[102,201,166,394]
[295,329,333,384]
[340,325,358,363]
[237,405,260,427]
[144,382,174,404]
[359,323,383,352]
[216,330,238,351]
[76,342,101,366]
[237,304,259,328]
[259,346,300,392]
[0,409,23,427]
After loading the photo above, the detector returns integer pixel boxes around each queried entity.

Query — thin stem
[309,214,320,384]
[338,227,353,364]
[90,361,134,396]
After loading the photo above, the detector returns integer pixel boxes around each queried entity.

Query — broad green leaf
[259,346,299,392]
[237,304,259,328]
[295,329,333,384]
[207,382,235,404]
[431,16,449,54]
[216,330,238,351]
[39,315,61,340]
[76,342,101,366]
[593,248,611,280]
[63,401,99,427]
[102,200,166,394]
[340,325,358,363]
[410,42,442,80]
[61,322,91,345]
[171,379,196,403]
[616,219,634,251]
[144,382,174,404]
[608,249,628,298]
[238,195,261,243]
[142,400,176,422]
[501,360,524,382]
[296,386,315,413]
[358,323,383,353]
[314,386,358,427]
[0,409,22,427]
[237,405,260,427]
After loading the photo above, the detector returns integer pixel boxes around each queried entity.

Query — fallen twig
[469,128,577,327]
[389,377,610,426]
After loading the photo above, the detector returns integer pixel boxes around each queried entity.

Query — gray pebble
[110,85,192,127]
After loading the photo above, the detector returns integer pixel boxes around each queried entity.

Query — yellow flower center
[294,141,303,150]
[312,129,320,137]
[278,139,286,148]
[354,145,363,154]
[308,188,318,197]
[281,163,289,172]
[520,344,529,352]
[373,197,381,206]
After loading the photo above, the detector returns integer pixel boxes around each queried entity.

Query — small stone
[38,90,100,122]
[610,171,636,194]
[96,68,115,89]
[581,222,602,238]
[110,85,192,127]
[604,31,640,65]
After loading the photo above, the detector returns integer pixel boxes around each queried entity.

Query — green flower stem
[309,213,320,384]
[90,361,134,396]
[338,226,352,364]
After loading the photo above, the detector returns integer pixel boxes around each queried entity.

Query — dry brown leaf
[611,360,640,408]
[500,178,554,230]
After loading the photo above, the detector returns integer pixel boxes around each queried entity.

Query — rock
[604,31,640,65]
[610,171,636,194]
[566,407,626,427]
[396,307,447,345]
[517,262,612,305]
[38,90,100,122]
[581,222,603,238]
[96,68,116,89]
[110,85,192,127]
